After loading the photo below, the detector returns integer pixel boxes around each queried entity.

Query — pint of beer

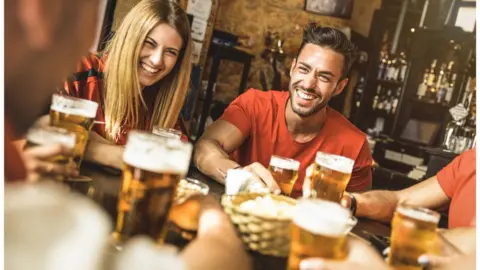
[152,127,182,140]
[388,204,440,270]
[25,126,76,180]
[112,131,193,245]
[49,94,98,168]
[310,152,354,202]
[288,199,353,270]
[268,156,300,195]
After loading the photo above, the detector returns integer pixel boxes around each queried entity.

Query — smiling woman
[51,0,192,168]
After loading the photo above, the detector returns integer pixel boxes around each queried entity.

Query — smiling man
[194,23,372,197]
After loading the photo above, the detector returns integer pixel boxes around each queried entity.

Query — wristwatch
[349,193,357,216]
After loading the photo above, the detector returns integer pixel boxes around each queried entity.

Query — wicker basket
[221,193,297,257]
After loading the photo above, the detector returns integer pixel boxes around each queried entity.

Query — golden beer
[388,204,440,270]
[288,199,354,270]
[112,131,192,245]
[152,126,182,140]
[310,152,354,202]
[49,94,98,168]
[268,155,300,195]
[25,126,76,180]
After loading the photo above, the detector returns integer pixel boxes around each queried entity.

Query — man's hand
[299,238,388,270]
[22,144,78,182]
[243,162,281,194]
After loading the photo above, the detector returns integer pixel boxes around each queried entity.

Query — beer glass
[25,126,76,180]
[268,155,300,196]
[152,127,182,140]
[49,94,98,168]
[112,131,193,246]
[388,204,440,270]
[310,152,354,202]
[288,199,354,270]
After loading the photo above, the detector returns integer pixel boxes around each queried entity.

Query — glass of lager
[288,199,354,270]
[388,204,440,270]
[25,126,76,181]
[152,127,182,140]
[310,152,354,203]
[49,94,98,169]
[268,155,300,196]
[112,131,192,246]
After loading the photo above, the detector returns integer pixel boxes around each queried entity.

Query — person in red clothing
[36,0,193,169]
[194,23,372,197]
[338,149,476,229]
[5,0,101,181]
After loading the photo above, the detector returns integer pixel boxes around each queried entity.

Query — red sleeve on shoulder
[347,138,373,191]
[218,88,258,137]
[436,149,475,198]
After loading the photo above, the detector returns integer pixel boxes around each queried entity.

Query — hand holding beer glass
[308,152,354,203]
[49,94,99,169]
[288,198,356,270]
[388,203,440,269]
[23,126,77,181]
[112,131,192,246]
[268,155,300,196]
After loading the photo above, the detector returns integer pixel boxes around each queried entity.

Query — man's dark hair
[296,23,358,79]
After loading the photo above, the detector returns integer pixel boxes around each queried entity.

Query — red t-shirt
[436,149,476,228]
[219,89,372,197]
[62,54,187,145]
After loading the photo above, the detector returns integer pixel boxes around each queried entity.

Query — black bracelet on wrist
[349,193,357,216]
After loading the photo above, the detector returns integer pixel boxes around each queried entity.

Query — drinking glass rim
[396,202,441,223]
[182,178,210,193]
[269,155,300,170]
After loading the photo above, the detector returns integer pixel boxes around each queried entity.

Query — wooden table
[77,163,391,270]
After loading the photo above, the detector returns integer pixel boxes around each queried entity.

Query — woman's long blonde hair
[103,0,192,141]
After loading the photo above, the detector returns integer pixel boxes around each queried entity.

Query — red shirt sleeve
[346,138,373,191]
[436,149,475,198]
[218,89,255,137]
[61,54,103,99]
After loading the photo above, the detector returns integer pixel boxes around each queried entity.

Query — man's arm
[353,176,450,223]
[194,120,247,184]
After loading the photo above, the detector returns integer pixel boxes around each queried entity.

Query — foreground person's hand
[22,144,78,182]
[299,238,388,270]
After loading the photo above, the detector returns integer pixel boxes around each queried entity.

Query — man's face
[6,0,100,135]
[288,44,348,117]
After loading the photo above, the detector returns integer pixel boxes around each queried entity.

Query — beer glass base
[63,175,94,196]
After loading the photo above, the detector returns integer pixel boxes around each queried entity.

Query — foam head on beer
[294,199,352,236]
[315,152,354,174]
[123,131,192,175]
[270,156,300,171]
[51,94,98,118]
[26,126,76,149]
[396,205,441,224]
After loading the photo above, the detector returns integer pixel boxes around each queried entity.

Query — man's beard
[288,86,327,117]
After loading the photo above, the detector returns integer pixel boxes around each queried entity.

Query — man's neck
[285,98,327,136]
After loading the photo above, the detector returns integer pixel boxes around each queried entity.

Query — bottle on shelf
[377,52,388,80]
[398,52,408,82]
[391,87,402,114]
[425,59,438,101]
[372,85,381,110]
[444,73,456,104]
[384,89,393,114]
[416,69,429,99]
[436,64,447,103]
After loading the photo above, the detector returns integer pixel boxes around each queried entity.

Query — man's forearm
[194,138,240,184]
[354,190,400,223]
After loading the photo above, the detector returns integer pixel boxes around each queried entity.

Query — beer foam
[315,152,354,174]
[293,199,351,237]
[51,94,98,118]
[123,131,192,174]
[270,156,300,170]
[397,205,440,224]
[26,127,76,149]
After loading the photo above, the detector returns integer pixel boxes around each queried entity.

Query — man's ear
[17,0,60,50]
[333,78,349,97]
[290,58,297,77]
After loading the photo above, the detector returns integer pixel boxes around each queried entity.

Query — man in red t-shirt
[340,149,476,229]
[194,24,372,197]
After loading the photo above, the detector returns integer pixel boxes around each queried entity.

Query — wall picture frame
[304,0,354,19]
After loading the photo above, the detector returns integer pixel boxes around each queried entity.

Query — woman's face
[138,23,183,88]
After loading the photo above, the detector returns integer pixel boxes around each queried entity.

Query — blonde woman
[56,0,192,168]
